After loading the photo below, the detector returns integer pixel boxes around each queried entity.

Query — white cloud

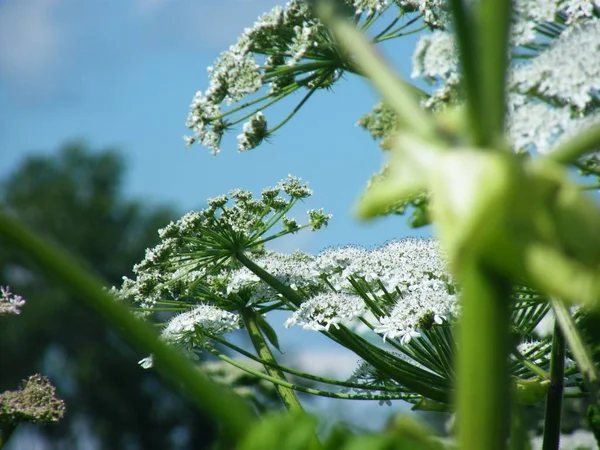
[0,0,64,86]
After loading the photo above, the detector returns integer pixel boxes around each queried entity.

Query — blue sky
[0,0,431,429]
[0,0,430,255]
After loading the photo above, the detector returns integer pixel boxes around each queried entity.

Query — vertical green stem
[242,308,304,413]
[508,405,529,450]
[457,261,511,450]
[476,0,511,146]
[542,318,566,450]
[551,298,599,390]
[551,297,600,447]
[0,423,17,449]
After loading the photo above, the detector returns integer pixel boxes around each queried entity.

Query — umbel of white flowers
[381,0,600,158]
[183,0,450,155]
[122,230,459,367]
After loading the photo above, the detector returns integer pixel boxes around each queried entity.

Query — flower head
[284,292,366,331]
[161,304,241,350]
[238,112,268,152]
[0,374,65,424]
[0,286,26,316]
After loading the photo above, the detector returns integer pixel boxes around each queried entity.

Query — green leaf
[256,313,283,353]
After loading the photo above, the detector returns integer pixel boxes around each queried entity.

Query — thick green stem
[551,298,599,391]
[551,298,600,447]
[475,0,511,147]
[242,308,304,412]
[457,262,511,450]
[509,405,530,450]
[542,318,566,450]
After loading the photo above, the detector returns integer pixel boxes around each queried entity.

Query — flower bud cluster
[0,285,26,316]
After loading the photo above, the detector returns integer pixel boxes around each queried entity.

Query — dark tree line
[0,142,218,449]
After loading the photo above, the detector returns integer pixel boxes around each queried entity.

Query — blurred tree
[0,142,218,449]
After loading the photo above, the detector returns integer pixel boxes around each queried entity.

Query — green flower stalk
[542,318,566,450]
[242,308,305,412]
[456,263,511,449]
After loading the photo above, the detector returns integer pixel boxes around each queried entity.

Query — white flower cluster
[185,0,441,154]
[137,305,241,369]
[0,286,26,316]
[226,250,317,303]
[505,94,572,154]
[284,292,366,331]
[400,0,450,29]
[184,1,323,154]
[407,29,461,111]
[512,20,600,111]
[228,239,458,344]
[406,4,600,158]
[117,176,320,313]
[411,31,458,83]
[353,0,389,15]
[513,0,599,45]
[160,304,241,349]
[508,17,600,155]
[238,112,268,152]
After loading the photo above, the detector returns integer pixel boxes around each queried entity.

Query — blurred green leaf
[238,412,319,450]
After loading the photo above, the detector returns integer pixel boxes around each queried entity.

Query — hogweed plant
[122,0,600,447]
[2,0,600,449]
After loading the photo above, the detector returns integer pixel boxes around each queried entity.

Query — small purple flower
[0,286,26,316]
